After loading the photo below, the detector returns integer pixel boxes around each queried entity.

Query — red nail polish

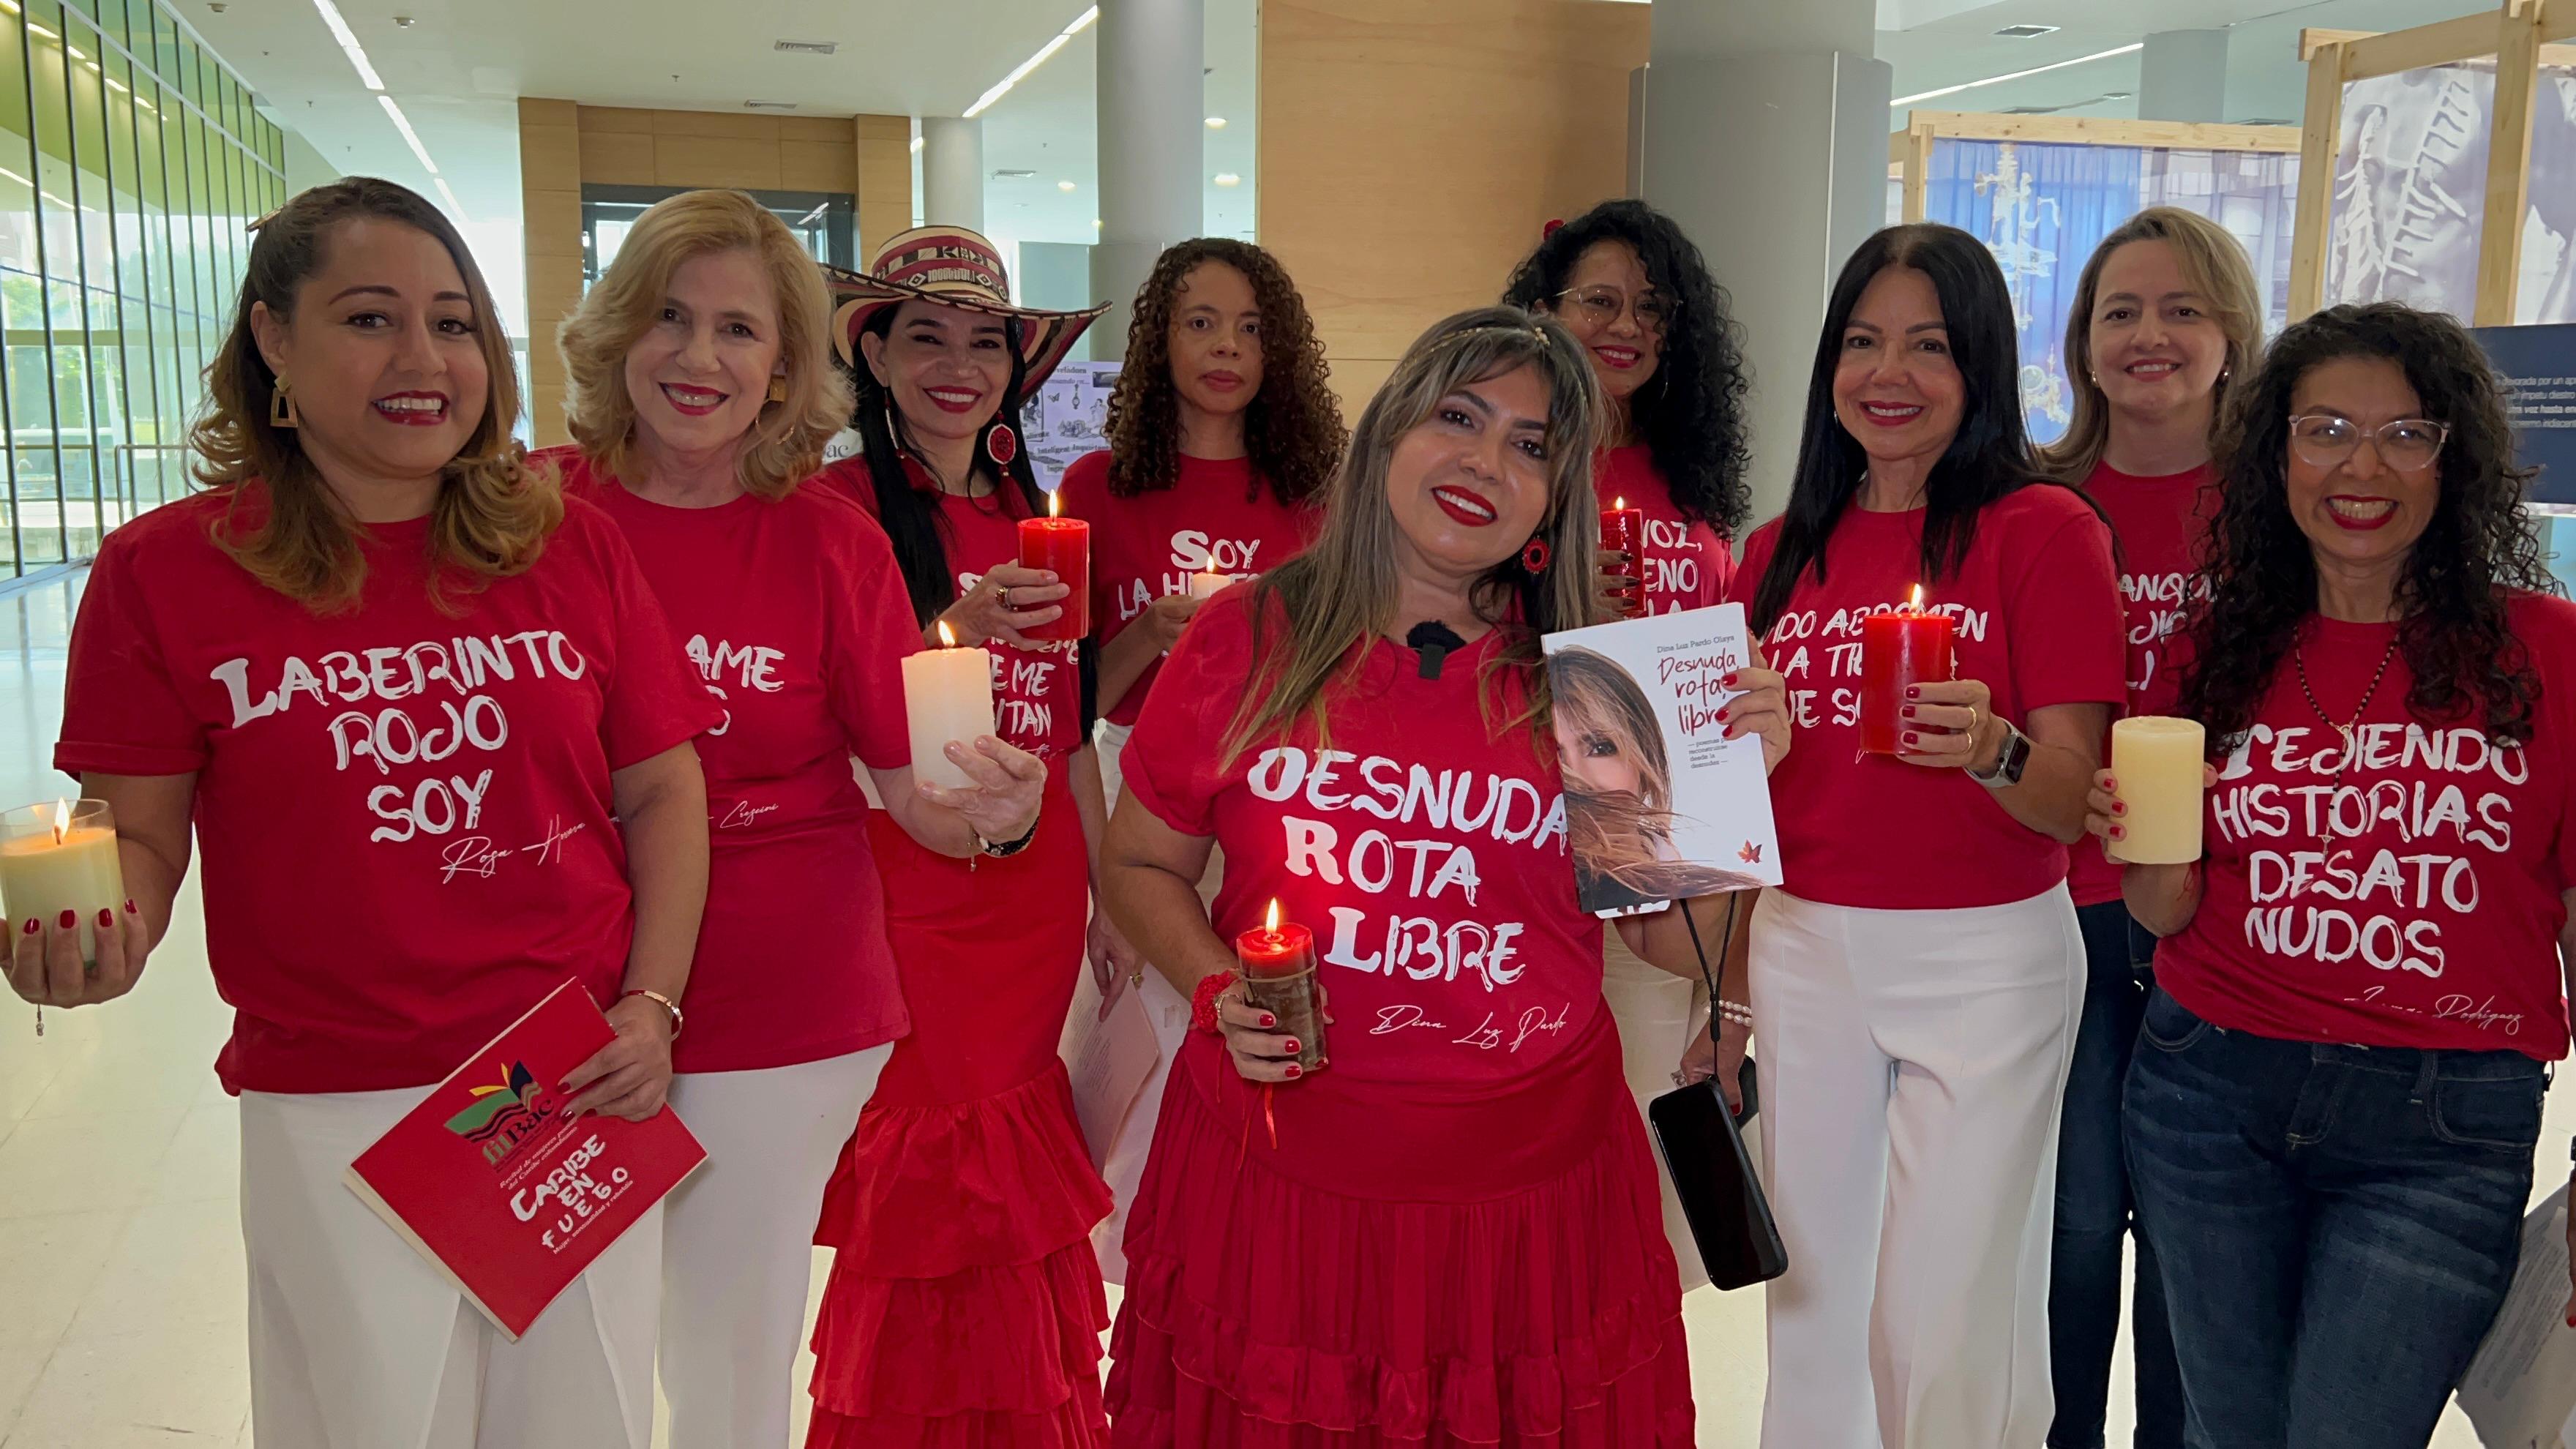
[1902,732,1920,746]
[1718,708,1732,722]
[1285,1064,1303,1079]
[1901,705,1917,719]
[122,899,137,915]
[97,908,113,929]
[1283,1039,1300,1054]
[20,918,37,936]
[2113,826,2127,839]
[56,910,75,931]
[1721,672,1740,687]
[2113,802,2127,815]
[1906,686,1921,700]
[1260,1013,1276,1028]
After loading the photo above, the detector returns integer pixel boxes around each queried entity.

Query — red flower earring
[1521,536,1552,574]
[986,423,1019,468]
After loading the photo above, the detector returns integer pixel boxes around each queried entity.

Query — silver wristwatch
[1968,719,2032,789]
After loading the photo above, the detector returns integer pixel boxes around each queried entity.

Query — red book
[343,979,707,1341]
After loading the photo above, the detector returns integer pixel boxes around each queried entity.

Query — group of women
[7,168,2572,1449]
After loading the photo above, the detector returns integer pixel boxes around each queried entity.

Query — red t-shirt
[1596,444,1735,615]
[2068,460,2219,907]
[1121,588,1604,1086]
[56,487,719,1094]
[1729,484,2126,910]
[1055,448,1317,727]
[2155,598,2576,1060]
[544,448,920,1073]
[820,458,1085,763]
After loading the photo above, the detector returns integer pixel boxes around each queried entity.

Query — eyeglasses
[2287,414,2450,473]
[1555,285,1675,334]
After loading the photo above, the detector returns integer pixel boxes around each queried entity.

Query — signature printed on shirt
[1371,1000,1572,1053]
[2347,984,2527,1036]
[714,798,780,831]
[437,815,589,883]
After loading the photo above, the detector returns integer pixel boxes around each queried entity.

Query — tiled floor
[0,569,2556,1448]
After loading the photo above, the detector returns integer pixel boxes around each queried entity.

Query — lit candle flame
[936,620,957,648]
[1908,583,1925,613]
[1613,495,1625,510]
[50,798,67,846]
[1265,898,1281,934]
[1048,488,1062,519]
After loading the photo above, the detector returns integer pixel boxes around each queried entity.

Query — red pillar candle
[1859,585,1957,755]
[1599,495,1646,618]
[1235,899,1325,1071]
[1015,489,1090,642]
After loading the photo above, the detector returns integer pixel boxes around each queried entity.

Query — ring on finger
[998,585,1014,610]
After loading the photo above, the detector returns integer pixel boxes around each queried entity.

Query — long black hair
[1502,199,1753,534]
[2175,302,2551,748]
[1749,222,2049,635]
[844,302,1045,626]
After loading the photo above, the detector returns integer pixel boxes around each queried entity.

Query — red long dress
[806,462,1112,1447]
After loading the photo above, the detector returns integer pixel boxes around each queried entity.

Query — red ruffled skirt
[1105,1010,1693,1448]
[806,785,1111,1448]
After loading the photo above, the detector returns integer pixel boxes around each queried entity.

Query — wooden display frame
[1887,112,2302,226]
[2290,0,2576,324]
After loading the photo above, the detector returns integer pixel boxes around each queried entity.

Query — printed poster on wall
[1541,604,1782,918]
[2474,324,2576,507]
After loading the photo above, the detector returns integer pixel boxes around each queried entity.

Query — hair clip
[247,206,283,233]
[1543,218,1566,239]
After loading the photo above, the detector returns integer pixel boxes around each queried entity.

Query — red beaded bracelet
[1190,970,1238,1036]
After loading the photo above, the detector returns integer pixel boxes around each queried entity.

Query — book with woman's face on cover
[1543,604,1783,918]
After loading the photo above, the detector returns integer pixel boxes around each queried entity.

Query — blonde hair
[1553,646,1764,901]
[557,189,849,499]
[192,176,556,614]
[2040,206,2266,482]
[1225,307,1605,763]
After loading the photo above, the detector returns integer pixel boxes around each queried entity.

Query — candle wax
[2109,716,2206,864]
[0,824,124,964]
[1186,571,1232,601]
[1598,506,1646,618]
[901,645,996,791]
[1016,515,1090,642]
[1859,607,1956,755]
[1234,921,1325,1070]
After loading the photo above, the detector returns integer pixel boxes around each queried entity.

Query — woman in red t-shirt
[2031,205,2264,1449]
[2086,304,2576,1443]
[1726,222,2125,1446]
[542,192,1048,1449]
[1504,198,1757,1290]
[1055,236,1342,1278]
[16,179,719,1448]
[802,227,1115,1446]
[1100,307,1791,1448]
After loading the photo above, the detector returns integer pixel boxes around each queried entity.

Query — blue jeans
[2124,988,2547,1448]
[2048,902,2183,1449]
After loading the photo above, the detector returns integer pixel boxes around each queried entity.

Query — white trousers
[1751,885,2082,1449]
[241,1088,662,1449]
[659,1046,889,1449]
[1090,719,1216,1284]
[1601,935,1712,1293]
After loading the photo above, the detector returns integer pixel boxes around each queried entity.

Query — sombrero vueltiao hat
[825,225,1108,394]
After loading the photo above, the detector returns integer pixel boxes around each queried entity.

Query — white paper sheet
[2458,1182,2575,1447]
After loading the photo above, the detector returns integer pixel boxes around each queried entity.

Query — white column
[921,117,985,233]
[1091,0,1204,353]
[2138,30,2229,124]
[1641,0,1890,529]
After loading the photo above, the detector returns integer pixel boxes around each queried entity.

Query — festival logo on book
[442,1059,558,1169]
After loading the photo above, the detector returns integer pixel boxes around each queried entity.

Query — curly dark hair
[1099,238,1343,504]
[2176,302,2551,749]
[1502,199,1753,533]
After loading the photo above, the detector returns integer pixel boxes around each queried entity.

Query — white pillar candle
[1186,571,1232,600]
[0,798,127,962]
[903,624,997,792]
[2110,716,2206,865]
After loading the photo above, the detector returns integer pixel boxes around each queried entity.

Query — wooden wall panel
[855,114,916,263]
[1259,0,1648,413]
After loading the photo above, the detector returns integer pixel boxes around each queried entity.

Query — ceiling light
[378,94,437,173]
[0,167,26,186]
[392,15,414,26]
[1893,42,2143,107]
[2102,90,2133,100]
[432,176,463,217]
[992,168,1036,179]
[1092,218,1102,228]
[0,1,20,14]
[1213,173,1240,187]
[910,135,925,153]
[773,39,836,54]
[1057,179,1076,191]
[310,0,384,91]
[1993,23,2059,38]
[1205,116,1226,129]
[964,6,1098,119]
[743,100,798,110]
[26,20,56,39]
[65,44,83,60]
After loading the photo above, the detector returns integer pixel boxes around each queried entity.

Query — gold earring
[270,376,300,429]
[765,377,787,404]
